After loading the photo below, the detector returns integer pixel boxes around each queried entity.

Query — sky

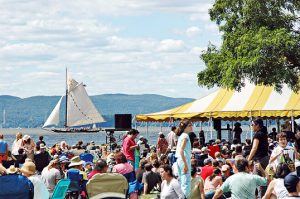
[0,0,221,99]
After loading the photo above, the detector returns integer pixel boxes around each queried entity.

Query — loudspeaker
[213,119,221,130]
[114,114,132,129]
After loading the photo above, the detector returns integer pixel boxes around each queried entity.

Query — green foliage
[198,0,300,92]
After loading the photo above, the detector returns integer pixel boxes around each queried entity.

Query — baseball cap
[204,158,212,165]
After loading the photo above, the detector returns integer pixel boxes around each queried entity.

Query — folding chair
[51,179,71,199]
[87,173,128,199]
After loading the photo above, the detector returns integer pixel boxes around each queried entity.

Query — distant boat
[42,69,105,133]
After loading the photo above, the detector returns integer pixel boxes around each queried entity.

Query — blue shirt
[0,139,8,154]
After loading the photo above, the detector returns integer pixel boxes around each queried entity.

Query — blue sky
[0,0,221,99]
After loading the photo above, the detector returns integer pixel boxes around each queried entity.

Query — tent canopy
[136,83,300,122]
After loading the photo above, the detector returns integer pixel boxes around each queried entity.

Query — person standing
[232,122,242,143]
[21,135,36,161]
[175,119,192,198]
[247,119,269,169]
[12,132,22,156]
[167,126,177,150]
[157,132,169,157]
[122,129,139,167]
[0,133,8,163]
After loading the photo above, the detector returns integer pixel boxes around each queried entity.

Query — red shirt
[200,165,214,181]
[123,136,136,161]
[88,170,101,180]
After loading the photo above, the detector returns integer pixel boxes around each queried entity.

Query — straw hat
[6,165,18,174]
[69,156,84,167]
[39,143,46,149]
[23,135,30,141]
[20,161,36,175]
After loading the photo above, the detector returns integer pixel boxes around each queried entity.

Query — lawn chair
[86,173,128,199]
[80,153,94,163]
[51,179,71,199]
[0,174,34,199]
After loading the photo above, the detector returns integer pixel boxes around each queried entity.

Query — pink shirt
[122,136,136,161]
[113,162,133,175]
[204,176,222,193]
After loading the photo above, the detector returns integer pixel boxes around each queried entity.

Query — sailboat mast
[65,68,68,127]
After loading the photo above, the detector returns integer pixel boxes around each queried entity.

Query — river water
[0,126,255,148]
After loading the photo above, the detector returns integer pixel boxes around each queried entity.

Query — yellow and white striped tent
[136,83,300,122]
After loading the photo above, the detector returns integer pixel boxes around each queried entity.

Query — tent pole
[250,111,253,139]
[146,122,149,140]
[210,117,213,140]
[205,121,208,143]
[277,118,280,133]
[200,121,202,131]
[291,110,295,132]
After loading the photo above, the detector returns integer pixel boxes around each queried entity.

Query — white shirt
[167,131,177,149]
[41,167,61,196]
[270,145,294,169]
[29,175,50,199]
[161,178,185,199]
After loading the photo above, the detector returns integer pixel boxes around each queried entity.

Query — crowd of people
[1,118,300,199]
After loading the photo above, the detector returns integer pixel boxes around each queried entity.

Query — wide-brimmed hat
[20,161,36,175]
[23,135,30,141]
[69,156,84,167]
[49,159,59,167]
[6,165,18,174]
[40,143,46,149]
[59,155,69,164]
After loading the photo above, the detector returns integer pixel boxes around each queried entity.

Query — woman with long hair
[12,132,22,156]
[247,119,269,169]
[160,164,184,199]
[175,119,192,198]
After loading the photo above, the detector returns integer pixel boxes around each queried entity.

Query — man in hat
[68,156,87,179]
[66,156,89,197]
[284,173,300,198]
[0,133,8,163]
[21,161,49,199]
[41,159,61,197]
[200,158,214,181]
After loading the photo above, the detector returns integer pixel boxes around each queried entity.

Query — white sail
[66,77,105,127]
[43,96,63,128]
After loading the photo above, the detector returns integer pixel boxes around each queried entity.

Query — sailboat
[43,70,105,133]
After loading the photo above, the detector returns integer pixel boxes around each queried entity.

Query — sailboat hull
[51,128,101,133]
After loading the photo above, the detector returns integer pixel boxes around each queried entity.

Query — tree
[198,0,300,92]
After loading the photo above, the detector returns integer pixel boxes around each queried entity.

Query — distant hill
[0,94,194,128]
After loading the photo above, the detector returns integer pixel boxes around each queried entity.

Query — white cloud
[190,47,206,56]
[204,24,219,33]
[186,26,202,38]
[157,39,185,52]
[0,0,218,99]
